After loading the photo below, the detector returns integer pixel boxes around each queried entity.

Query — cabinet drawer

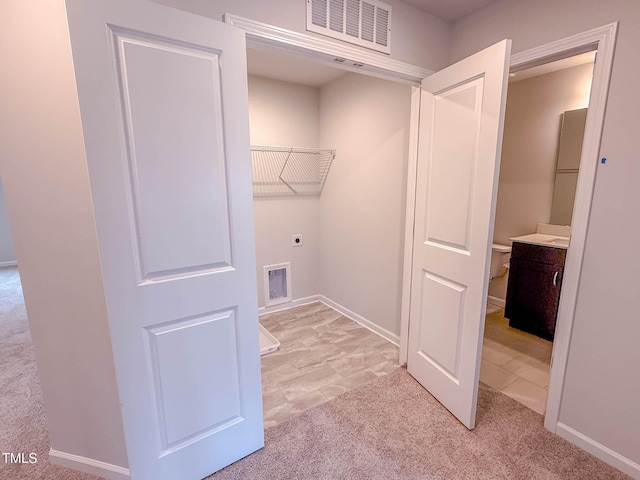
[511,241,566,265]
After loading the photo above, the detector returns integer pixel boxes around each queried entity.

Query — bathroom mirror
[550,108,587,226]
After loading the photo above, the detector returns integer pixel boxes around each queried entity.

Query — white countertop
[509,233,570,249]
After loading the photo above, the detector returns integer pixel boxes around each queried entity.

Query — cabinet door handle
[553,271,558,286]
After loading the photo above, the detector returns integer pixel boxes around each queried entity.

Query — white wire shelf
[250,145,335,197]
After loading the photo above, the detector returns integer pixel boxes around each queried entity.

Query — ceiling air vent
[307,0,391,54]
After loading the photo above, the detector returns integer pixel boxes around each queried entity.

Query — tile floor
[259,302,399,427]
[481,308,553,414]
[260,302,551,428]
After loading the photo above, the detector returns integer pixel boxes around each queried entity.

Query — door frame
[402,22,617,434]
[506,23,618,434]
[224,14,617,433]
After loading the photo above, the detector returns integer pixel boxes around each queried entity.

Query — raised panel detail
[424,78,483,252]
[112,30,232,280]
[418,271,466,381]
[145,309,242,451]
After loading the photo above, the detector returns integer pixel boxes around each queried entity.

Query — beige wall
[319,73,411,339]
[150,0,452,71]
[451,0,640,473]
[0,1,128,469]
[249,71,412,341]
[248,75,321,307]
[489,63,593,301]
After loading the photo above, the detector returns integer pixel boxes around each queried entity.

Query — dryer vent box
[306,0,392,54]
[264,263,292,307]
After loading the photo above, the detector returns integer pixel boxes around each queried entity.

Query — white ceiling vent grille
[307,0,391,54]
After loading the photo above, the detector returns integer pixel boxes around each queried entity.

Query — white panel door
[65,1,263,478]
[407,40,511,429]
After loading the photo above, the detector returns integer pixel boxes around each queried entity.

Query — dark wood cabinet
[505,242,566,341]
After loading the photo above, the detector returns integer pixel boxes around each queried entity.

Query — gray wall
[451,0,640,472]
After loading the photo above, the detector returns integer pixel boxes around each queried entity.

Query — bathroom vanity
[505,232,568,341]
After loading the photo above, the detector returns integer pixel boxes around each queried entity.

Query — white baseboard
[49,449,130,480]
[487,295,505,308]
[258,295,320,316]
[318,295,400,346]
[0,260,17,268]
[556,423,640,479]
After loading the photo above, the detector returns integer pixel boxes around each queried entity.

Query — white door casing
[407,40,511,429]
[65,1,263,478]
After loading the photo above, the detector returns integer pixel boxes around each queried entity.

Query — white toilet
[487,243,512,314]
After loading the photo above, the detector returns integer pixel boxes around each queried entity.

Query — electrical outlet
[292,234,303,247]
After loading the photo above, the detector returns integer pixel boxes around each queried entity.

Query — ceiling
[247,48,348,88]
[509,52,596,83]
[401,0,499,22]
[247,46,595,89]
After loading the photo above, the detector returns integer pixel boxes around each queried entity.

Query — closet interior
[246,46,412,424]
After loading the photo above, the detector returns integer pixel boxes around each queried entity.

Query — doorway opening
[244,41,414,426]
[481,51,595,415]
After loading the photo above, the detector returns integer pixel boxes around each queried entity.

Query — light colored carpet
[210,367,630,480]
